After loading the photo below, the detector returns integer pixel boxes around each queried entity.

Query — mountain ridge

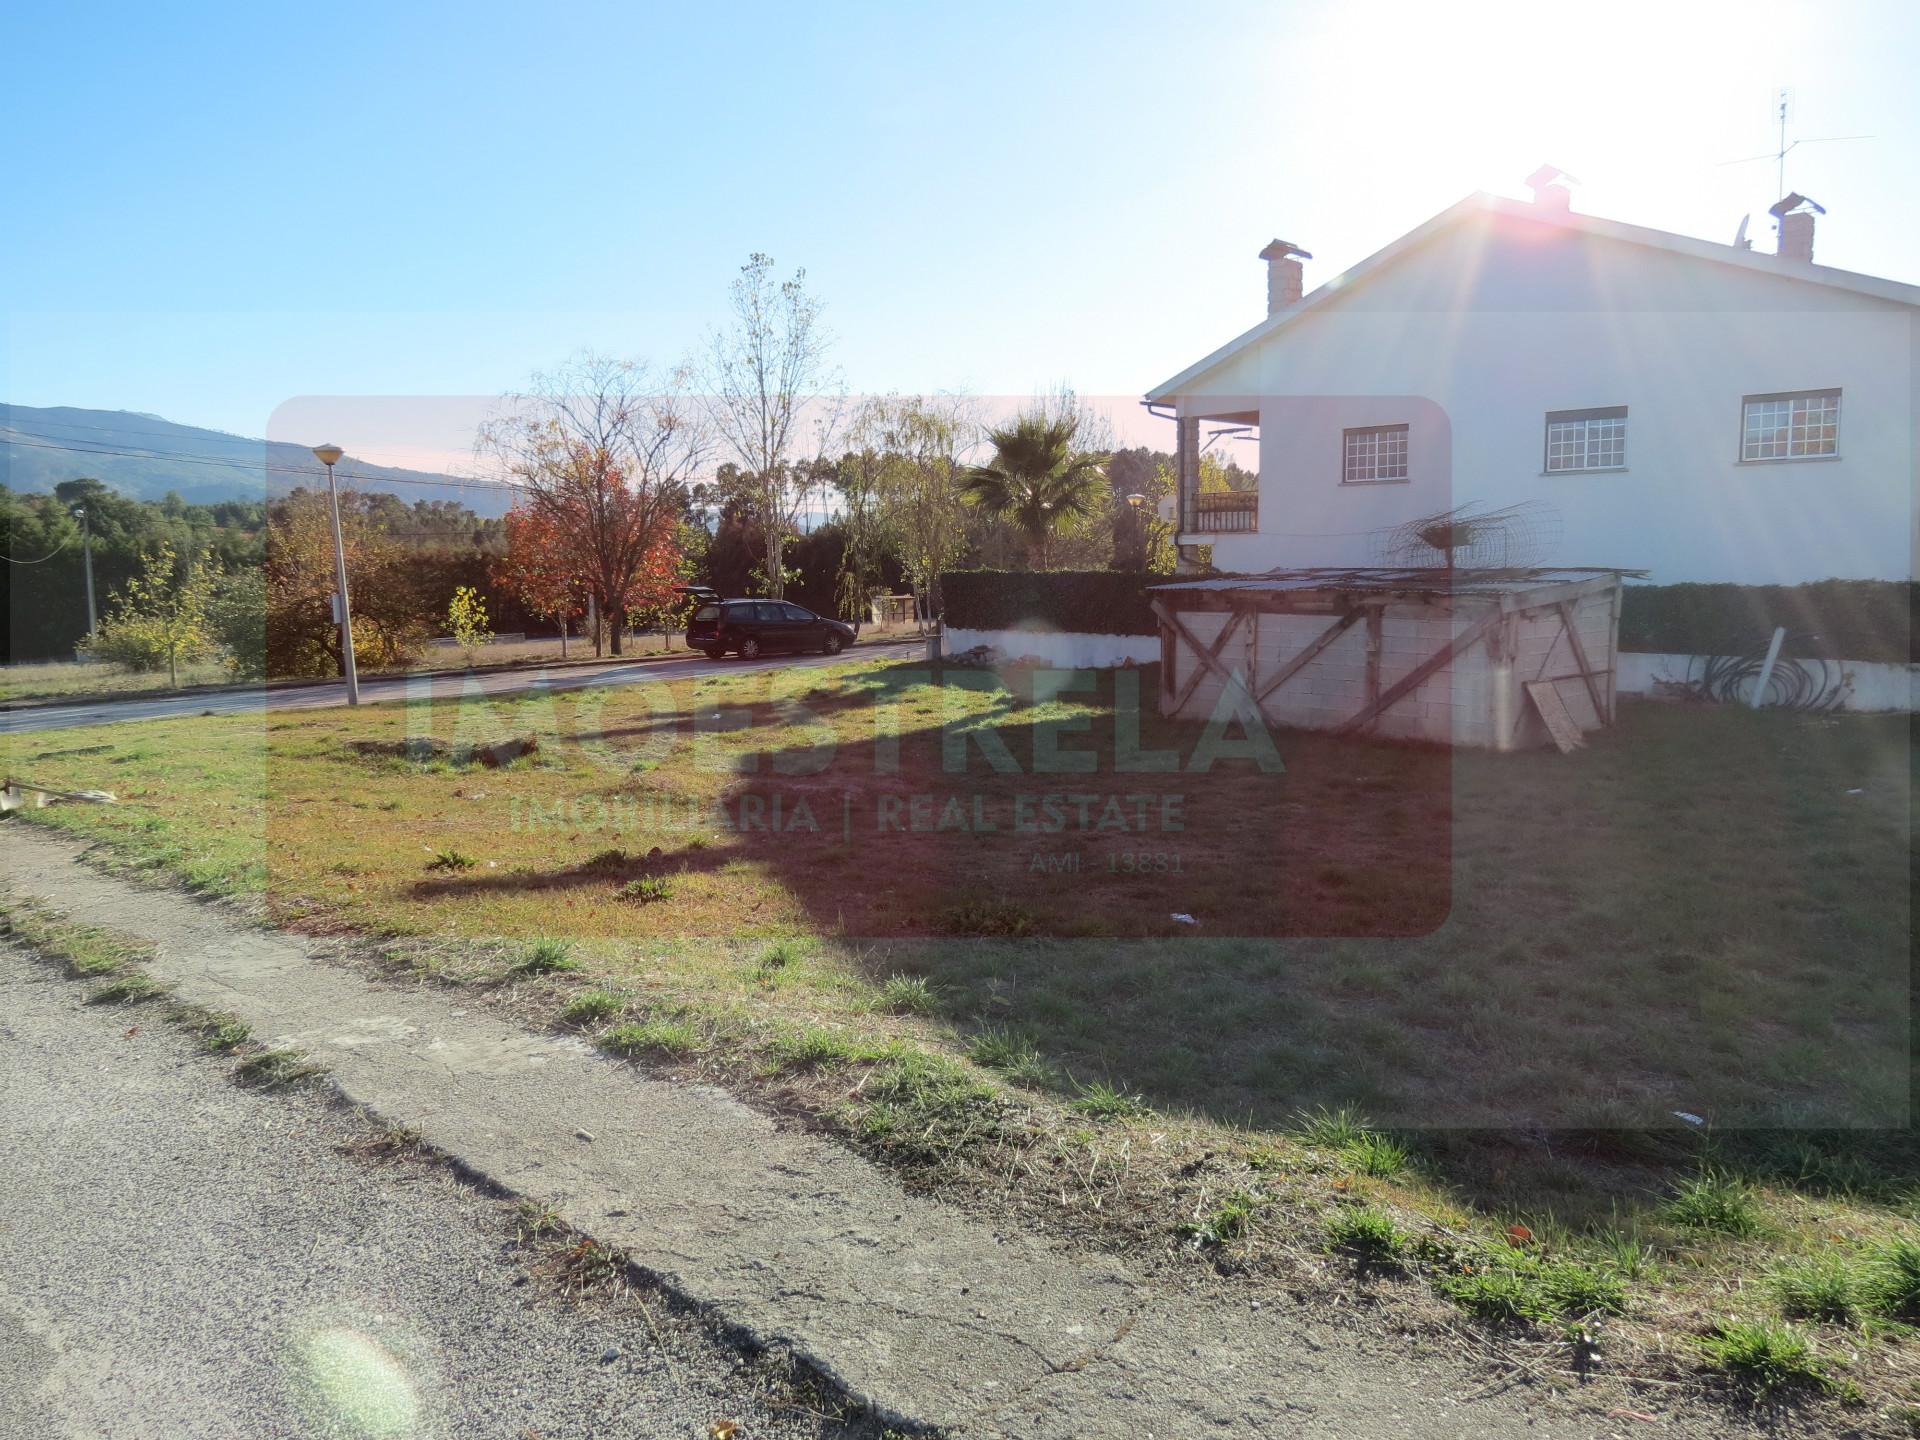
[1,404,513,516]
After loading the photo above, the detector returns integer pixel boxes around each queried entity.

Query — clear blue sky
[5,0,1916,455]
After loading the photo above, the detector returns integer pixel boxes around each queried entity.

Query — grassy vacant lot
[0,656,234,703]
[7,656,1916,1423]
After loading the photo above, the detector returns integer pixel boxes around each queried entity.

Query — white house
[1146,180,1920,585]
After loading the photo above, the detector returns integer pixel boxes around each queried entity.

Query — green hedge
[941,572,1916,663]
[941,571,1158,635]
[1619,581,1915,664]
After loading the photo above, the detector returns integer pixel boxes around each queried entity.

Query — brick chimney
[1769,193,1824,264]
[1259,239,1311,314]
[1778,210,1815,263]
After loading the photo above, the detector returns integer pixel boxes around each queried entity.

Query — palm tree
[961,411,1109,569]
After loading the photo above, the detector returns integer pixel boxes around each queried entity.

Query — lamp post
[70,503,97,640]
[311,443,360,706]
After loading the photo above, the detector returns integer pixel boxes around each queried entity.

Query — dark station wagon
[686,598,855,660]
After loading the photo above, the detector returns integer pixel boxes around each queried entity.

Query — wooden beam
[1152,599,1248,712]
[1364,607,1382,708]
[1254,607,1365,703]
[1334,608,1502,736]
[1553,600,1609,725]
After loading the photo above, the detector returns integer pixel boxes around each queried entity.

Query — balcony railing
[1181,489,1258,534]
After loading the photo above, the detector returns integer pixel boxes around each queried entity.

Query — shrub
[424,848,475,872]
[939,570,1157,636]
[1618,580,1916,664]
[447,584,495,653]
[207,568,268,679]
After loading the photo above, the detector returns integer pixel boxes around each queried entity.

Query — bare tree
[704,254,839,598]
[477,353,706,656]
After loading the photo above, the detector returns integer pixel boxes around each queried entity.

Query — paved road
[0,641,924,735]
[0,946,868,1440]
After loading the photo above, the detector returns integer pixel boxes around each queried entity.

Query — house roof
[1148,565,1642,599]
[1145,192,1920,403]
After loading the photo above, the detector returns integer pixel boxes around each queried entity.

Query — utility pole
[71,503,97,639]
[310,443,361,706]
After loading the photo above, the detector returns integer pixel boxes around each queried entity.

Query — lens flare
[296,1327,420,1439]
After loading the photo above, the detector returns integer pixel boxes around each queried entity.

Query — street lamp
[70,503,97,641]
[311,443,360,706]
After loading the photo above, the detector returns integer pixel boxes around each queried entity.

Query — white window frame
[1741,389,1841,462]
[1544,406,1627,473]
[1341,424,1409,484]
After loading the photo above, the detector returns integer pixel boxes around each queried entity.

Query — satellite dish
[1733,215,1751,249]
[1372,501,1562,570]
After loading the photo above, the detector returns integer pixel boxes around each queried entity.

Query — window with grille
[1741,389,1840,461]
[1342,424,1409,483]
[1544,406,1627,472]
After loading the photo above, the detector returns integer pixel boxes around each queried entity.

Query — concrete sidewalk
[1,828,1738,1438]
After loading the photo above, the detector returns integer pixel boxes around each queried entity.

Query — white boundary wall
[944,627,1158,669]
[1617,653,1918,712]
[948,629,1918,714]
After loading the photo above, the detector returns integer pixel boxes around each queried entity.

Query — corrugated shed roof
[1149,566,1639,598]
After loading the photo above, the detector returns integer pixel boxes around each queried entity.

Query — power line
[1,533,77,564]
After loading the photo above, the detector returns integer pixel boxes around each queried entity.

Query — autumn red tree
[478,353,705,656]
[493,505,586,650]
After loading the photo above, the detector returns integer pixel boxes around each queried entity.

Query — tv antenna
[1718,90,1871,229]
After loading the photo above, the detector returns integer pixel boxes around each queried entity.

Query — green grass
[966,1025,1058,1087]
[513,937,580,975]
[233,1047,321,1090]
[599,1018,701,1059]
[875,973,938,1015]
[854,1051,1002,1163]
[1,900,153,977]
[1664,1172,1766,1238]
[0,656,233,704]
[424,847,475,872]
[765,1025,893,1073]
[559,990,624,1026]
[1867,1239,1920,1322]
[1769,1253,1868,1322]
[1695,1318,1838,1397]
[9,670,1918,1420]
[1325,1206,1406,1266]
[84,972,163,1005]
[1072,1080,1146,1120]
[1182,1190,1262,1246]
[1432,1244,1626,1324]
[617,875,673,904]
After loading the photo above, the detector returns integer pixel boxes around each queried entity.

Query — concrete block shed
[1148,568,1635,750]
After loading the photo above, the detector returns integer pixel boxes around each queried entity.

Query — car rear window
[692,604,719,621]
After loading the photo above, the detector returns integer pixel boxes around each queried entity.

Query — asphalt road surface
[0,641,924,735]
[0,947,868,1440]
